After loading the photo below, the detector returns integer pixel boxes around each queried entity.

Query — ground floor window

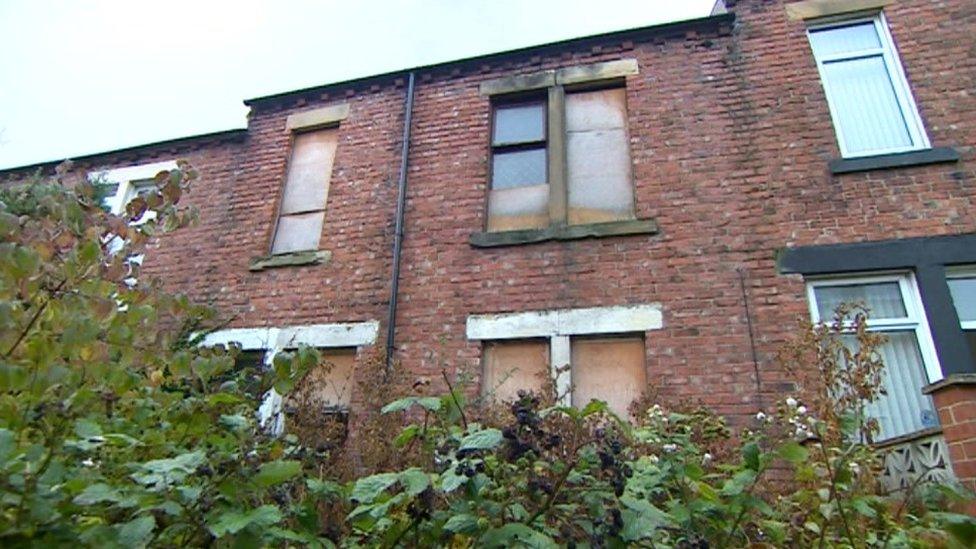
[806,274,940,441]
[947,268,976,368]
[469,304,661,419]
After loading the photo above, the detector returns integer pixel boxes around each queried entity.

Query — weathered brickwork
[2,0,974,458]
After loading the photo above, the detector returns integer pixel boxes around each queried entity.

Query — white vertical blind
[807,16,928,157]
[812,277,940,442]
[821,57,913,154]
[813,282,906,320]
[854,332,939,440]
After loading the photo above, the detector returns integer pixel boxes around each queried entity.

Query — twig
[440,370,467,430]
[4,278,66,358]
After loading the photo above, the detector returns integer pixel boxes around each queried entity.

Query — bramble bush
[1,163,974,547]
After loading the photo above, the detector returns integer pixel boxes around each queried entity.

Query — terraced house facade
[3,0,975,492]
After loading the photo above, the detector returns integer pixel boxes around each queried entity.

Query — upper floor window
[91,160,177,216]
[265,103,349,258]
[271,128,339,255]
[807,13,929,158]
[807,274,941,441]
[480,59,641,236]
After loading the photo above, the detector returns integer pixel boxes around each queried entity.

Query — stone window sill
[829,147,959,175]
[469,218,658,248]
[872,426,943,450]
[249,250,332,271]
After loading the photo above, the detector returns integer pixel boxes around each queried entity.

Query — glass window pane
[809,22,881,57]
[493,103,545,145]
[842,331,938,441]
[271,211,325,254]
[814,282,907,320]
[964,331,976,371]
[822,56,913,154]
[571,337,645,419]
[487,183,550,232]
[483,340,550,403]
[491,148,547,189]
[948,277,976,322]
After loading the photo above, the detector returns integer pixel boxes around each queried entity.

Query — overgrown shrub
[1,164,973,547]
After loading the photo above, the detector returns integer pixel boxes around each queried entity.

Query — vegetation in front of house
[0,163,973,547]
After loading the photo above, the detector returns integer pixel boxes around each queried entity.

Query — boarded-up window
[287,349,357,410]
[271,129,338,254]
[487,101,549,232]
[566,88,635,225]
[571,336,645,418]
[482,340,550,402]
[285,349,355,447]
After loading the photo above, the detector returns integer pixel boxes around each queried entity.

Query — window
[488,100,550,231]
[947,270,976,368]
[482,339,550,402]
[807,13,929,158]
[480,59,642,236]
[469,304,661,418]
[200,320,379,435]
[90,160,177,216]
[807,274,941,441]
[482,336,645,418]
[271,128,338,254]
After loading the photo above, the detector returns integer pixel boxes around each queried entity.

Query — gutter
[385,72,416,371]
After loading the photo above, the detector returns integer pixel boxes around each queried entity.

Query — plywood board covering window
[272,129,338,254]
[482,340,550,402]
[571,336,645,418]
[487,100,549,232]
[566,87,635,225]
[286,348,357,410]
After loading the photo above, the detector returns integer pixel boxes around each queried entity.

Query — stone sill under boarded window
[249,250,332,271]
[470,218,658,248]
[829,147,959,175]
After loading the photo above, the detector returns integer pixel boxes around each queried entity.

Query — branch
[440,369,467,430]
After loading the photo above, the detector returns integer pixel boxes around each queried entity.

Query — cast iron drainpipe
[385,72,416,372]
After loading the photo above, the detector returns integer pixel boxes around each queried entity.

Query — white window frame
[466,304,662,407]
[807,12,930,158]
[89,160,178,215]
[201,320,379,434]
[805,272,943,384]
[946,267,976,332]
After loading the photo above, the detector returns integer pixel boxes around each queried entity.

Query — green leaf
[931,512,976,547]
[208,505,283,537]
[479,523,555,548]
[580,400,608,417]
[381,396,442,414]
[394,424,421,448]
[443,513,480,534]
[254,460,302,487]
[742,441,761,472]
[116,516,155,548]
[399,468,430,496]
[621,496,670,541]
[219,414,249,431]
[73,483,123,505]
[440,468,467,493]
[458,428,503,451]
[306,478,343,499]
[351,472,399,503]
[777,441,808,464]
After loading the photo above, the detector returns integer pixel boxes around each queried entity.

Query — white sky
[0,0,715,169]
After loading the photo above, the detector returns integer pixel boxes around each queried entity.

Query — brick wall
[931,382,976,494]
[2,0,973,435]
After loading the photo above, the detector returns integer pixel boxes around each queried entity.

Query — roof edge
[244,12,735,107]
[0,128,248,175]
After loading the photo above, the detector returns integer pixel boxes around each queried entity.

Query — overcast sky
[0,0,715,169]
